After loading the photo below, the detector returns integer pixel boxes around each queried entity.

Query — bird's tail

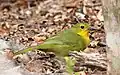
[13,47,34,55]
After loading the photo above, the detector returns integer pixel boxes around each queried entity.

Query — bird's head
[72,23,90,37]
[72,23,90,46]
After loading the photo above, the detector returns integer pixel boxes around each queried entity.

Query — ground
[0,0,106,75]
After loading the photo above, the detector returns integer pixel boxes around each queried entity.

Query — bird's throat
[77,30,90,46]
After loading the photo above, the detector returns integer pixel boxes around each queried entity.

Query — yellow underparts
[77,30,90,46]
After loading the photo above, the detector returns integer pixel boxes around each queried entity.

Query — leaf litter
[0,0,106,75]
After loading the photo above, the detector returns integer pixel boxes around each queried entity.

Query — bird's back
[36,29,87,56]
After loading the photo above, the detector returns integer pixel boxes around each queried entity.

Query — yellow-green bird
[14,23,90,56]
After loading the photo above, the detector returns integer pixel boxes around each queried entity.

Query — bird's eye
[80,26,84,29]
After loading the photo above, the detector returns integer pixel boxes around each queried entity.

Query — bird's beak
[89,27,97,31]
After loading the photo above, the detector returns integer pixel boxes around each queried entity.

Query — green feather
[14,23,90,56]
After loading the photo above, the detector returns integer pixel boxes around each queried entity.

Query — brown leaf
[64,0,80,8]
[33,36,46,44]
[4,49,14,60]
[0,27,9,36]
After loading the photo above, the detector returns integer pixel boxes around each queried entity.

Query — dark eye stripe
[80,26,84,29]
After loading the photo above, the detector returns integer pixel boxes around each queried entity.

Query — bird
[14,23,90,56]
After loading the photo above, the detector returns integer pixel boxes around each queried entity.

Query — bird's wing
[36,30,85,52]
